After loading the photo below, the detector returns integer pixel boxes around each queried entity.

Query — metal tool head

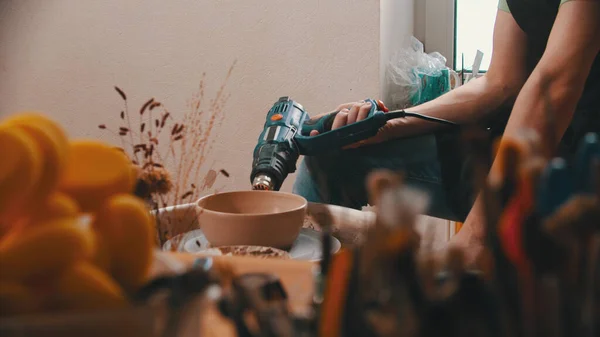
[252,173,275,191]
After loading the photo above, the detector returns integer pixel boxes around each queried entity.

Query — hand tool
[218,272,303,337]
[133,257,227,337]
[573,132,600,194]
[542,194,600,337]
[317,171,427,337]
[536,158,574,218]
[250,96,458,191]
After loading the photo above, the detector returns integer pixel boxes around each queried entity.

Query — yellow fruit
[54,262,127,312]
[115,148,137,190]
[91,231,111,272]
[129,163,140,192]
[58,140,135,212]
[4,113,69,206]
[0,218,94,281]
[0,126,43,222]
[93,194,154,290]
[2,112,69,156]
[0,281,42,317]
[31,192,80,222]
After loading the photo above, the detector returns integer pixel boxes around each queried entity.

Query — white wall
[414,0,427,43]
[415,0,455,67]
[380,0,414,105]
[0,0,454,239]
[0,0,380,194]
[379,0,456,104]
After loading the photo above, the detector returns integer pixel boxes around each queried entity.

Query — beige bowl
[196,191,307,249]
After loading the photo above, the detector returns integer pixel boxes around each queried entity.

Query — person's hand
[446,196,487,268]
[309,101,403,148]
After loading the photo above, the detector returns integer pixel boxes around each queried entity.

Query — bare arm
[326,10,529,141]
[401,10,529,136]
[496,0,600,151]
[463,0,600,241]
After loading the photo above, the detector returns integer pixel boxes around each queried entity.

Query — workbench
[151,251,316,336]
[147,202,377,336]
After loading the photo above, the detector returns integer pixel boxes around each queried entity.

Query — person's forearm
[496,67,585,156]
[398,74,521,136]
[466,65,588,240]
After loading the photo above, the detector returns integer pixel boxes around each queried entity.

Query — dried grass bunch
[99,63,235,247]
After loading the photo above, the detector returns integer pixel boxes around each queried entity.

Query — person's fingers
[310,130,319,136]
[332,109,349,130]
[346,102,364,125]
[335,102,357,112]
[357,101,372,122]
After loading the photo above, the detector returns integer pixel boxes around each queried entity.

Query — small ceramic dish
[196,245,291,259]
[163,228,341,262]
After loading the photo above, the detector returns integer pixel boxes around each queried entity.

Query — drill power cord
[387,109,459,127]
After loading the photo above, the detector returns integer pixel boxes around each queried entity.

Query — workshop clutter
[149,132,599,337]
[386,36,459,109]
[0,111,598,337]
[208,130,600,337]
[311,130,600,337]
[0,113,155,318]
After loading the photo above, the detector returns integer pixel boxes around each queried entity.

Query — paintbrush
[534,275,562,337]
[487,138,526,308]
[458,127,519,337]
[497,163,540,337]
[580,234,600,337]
[417,223,442,303]
[542,193,600,337]
[572,132,600,193]
[516,150,575,337]
[593,158,600,197]
[543,195,600,291]
[347,169,428,337]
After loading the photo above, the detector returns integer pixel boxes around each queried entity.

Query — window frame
[424,0,495,73]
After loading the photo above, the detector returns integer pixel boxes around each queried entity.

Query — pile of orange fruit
[0,113,155,317]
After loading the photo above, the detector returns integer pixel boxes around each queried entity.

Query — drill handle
[300,99,385,135]
[300,110,340,135]
[295,99,402,156]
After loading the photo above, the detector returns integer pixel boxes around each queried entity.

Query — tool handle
[536,158,574,217]
[574,132,600,193]
[295,99,398,155]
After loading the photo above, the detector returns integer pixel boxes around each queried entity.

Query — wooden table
[153,251,316,313]
[151,251,318,336]
[150,202,376,336]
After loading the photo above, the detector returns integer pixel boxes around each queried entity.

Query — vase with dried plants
[98,63,235,249]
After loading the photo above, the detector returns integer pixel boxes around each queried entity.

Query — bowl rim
[195,190,307,217]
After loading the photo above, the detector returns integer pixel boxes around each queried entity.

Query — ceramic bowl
[196,191,307,249]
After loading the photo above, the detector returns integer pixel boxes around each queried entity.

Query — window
[454,0,499,72]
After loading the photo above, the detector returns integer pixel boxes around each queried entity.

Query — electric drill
[250,96,457,191]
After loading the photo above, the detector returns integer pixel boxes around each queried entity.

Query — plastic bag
[386,36,454,109]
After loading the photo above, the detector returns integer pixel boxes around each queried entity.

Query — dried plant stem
[101,62,236,246]
[124,100,140,163]
[100,62,235,246]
